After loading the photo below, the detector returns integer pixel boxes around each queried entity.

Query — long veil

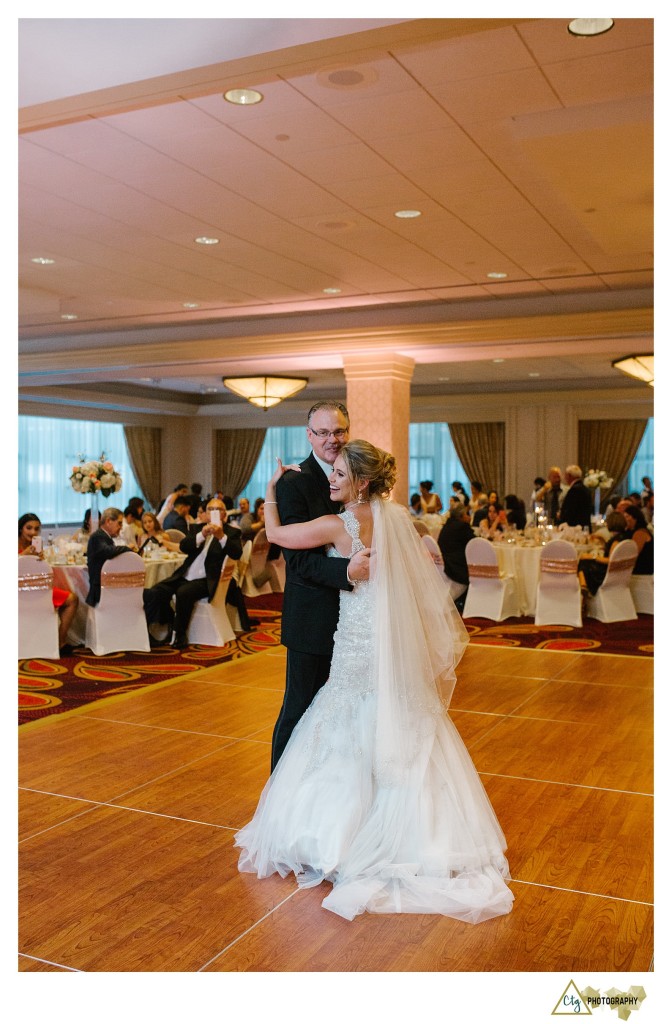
[371,497,469,785]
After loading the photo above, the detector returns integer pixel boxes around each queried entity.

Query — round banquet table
[492,541,595,617]
[51,555,186,646]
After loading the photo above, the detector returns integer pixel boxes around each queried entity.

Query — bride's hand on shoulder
[269,457,301,487]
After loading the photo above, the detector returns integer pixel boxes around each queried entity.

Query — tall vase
[593,487,601,519]
[90,492,100,533]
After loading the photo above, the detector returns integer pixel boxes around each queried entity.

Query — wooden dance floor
[19,643,653,972]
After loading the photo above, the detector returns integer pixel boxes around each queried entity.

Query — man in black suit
[143,497,243,648]
[437,503,474,612]
[558,465,593,530]
[270,400,371,770]
[85,507,135,606]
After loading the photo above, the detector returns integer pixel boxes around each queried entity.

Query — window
[240,426,309,504]
[626,418,654,494]
[18,416,145,525]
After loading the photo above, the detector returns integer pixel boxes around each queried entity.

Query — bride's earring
[357,489,366,504]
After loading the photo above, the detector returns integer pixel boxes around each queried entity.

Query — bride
[234,440,514,923]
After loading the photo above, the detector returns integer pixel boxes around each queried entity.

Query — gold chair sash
[18,573,52,591]
[468,564,500,578]
[101,571,145,588]
[541,558,577,574]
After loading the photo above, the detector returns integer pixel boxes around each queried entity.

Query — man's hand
[348,547,371,583]
[202,522,225,541]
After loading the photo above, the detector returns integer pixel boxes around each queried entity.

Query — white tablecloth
[493,541,594,616]
[52,556,186,646]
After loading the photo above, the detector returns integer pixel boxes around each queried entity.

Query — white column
[342,353,415,504]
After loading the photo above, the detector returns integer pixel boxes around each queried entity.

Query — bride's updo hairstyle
[340,440,397,499]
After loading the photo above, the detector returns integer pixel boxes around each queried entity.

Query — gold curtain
[578,419,648,498]
[448,422,505,495]
[123,426,162,510]
[213,428,266,500]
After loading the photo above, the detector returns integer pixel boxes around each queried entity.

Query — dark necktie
[549,488,560,522]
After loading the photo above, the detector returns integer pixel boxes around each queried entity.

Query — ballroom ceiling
[18,17,654,415]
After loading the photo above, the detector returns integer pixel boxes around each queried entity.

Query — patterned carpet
[19,593,652,725]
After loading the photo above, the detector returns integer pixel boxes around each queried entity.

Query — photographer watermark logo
[552,982,647,1020]
[552,980,592,1015]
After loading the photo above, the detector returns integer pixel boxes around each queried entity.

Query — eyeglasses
[309,428,348,440]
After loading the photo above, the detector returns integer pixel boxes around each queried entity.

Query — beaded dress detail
[235,504,513,923]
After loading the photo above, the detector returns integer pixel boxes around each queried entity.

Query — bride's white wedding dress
[235,500,514,922]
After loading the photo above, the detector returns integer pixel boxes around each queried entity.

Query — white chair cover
[585,540,638,622]
[463,537,519,620]
[164,529,185,542]
[18,555,60,659]
[243,529,273,597]
[629,575,653,614]
[187,557,237,646]
[85,551,150,655]
[421,533,445,573]
[534,539,582,627]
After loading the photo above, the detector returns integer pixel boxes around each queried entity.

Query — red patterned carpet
[19,593,652,726]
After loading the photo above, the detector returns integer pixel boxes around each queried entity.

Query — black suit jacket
[163,510,189,533]
[437,518,474,586]
[161,523,243,600]
[558,480,593,530]
[86,529,134,606]
[275,452,351,655]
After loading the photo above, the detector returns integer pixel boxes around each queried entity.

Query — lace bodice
[326,507,366,560]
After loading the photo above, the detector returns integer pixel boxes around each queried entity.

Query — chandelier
[222,375,308,409]
[611,355,654,387]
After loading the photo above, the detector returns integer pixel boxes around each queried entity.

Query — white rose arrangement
[70,453,122,497]
[583,469,613,490]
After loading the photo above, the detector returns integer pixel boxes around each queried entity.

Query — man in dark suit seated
[437,503,474,613]
[558,464,593,530]
[143,498,243,648]
[271,400,371,771]
[86,507,135,607]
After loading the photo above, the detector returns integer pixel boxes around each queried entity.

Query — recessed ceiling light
[487,271,508,279]
[528,372,540,378]
[205,387,219,393]
[223,88,263,105]
[394,209,422,219]
[182,302,200,309]
[31,257,55,265]
[323,287,341,295]
[568,18,614,37]
[438,377,451,382]
[492,358,505,364]
[61,314,78,320]
[195,236,219,245]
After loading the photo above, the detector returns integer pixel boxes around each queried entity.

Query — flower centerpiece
[583,469,614,490]
[583,469,613,519]
[70,453,122,497]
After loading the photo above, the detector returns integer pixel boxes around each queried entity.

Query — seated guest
[409,493,422,517]
[85,508,135,607]
[558,465,592,530]
[488,490,500,507]
[142,498,245,648]
[19,513,79,654]
[162,496,193,534]
[71,508,92,545]
[641,476,653,500]
[238,497,265,542]
[468,480,488,515]
[580,512,630,595]
[119,507,141,549]
[437,503,473,610]
[138,512,181,554]
[623,505,653,575]
[419,480,442,514]
[156,484,189,526]
[504,494,526,530]
[479,502,507,539]
[470,495,489,529]
[642,491,654,525]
